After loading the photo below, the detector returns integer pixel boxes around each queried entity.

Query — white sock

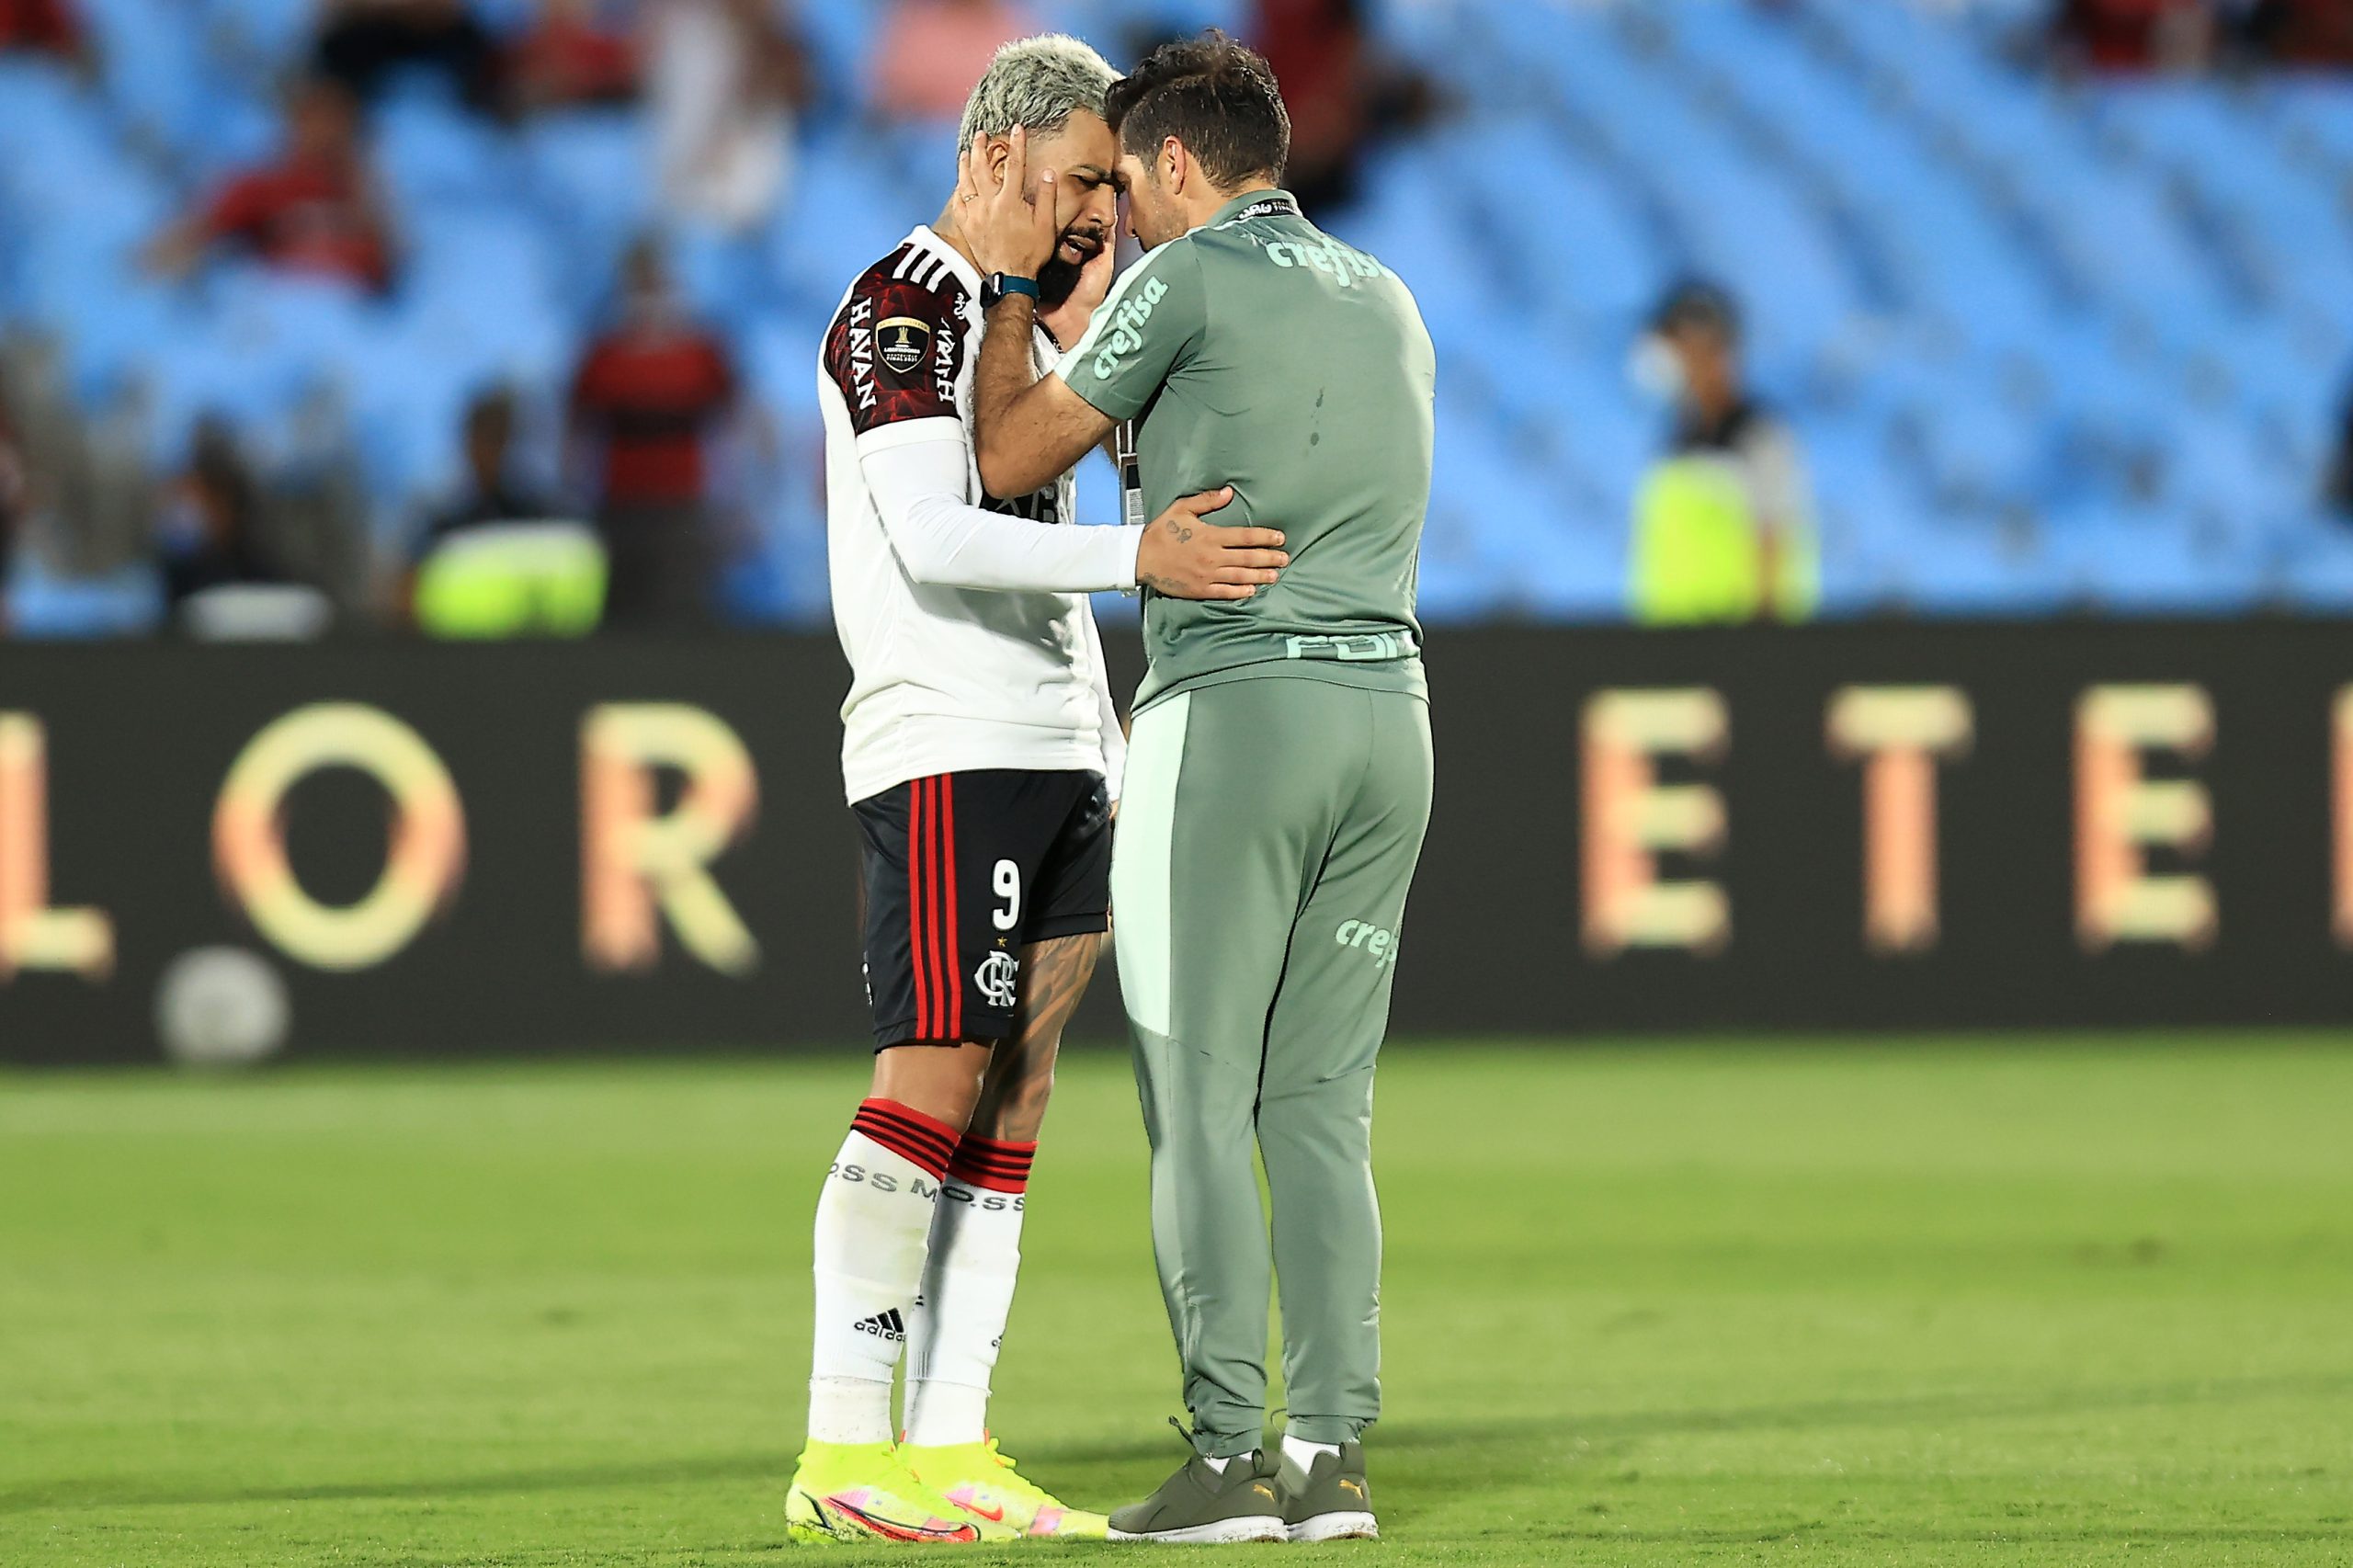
[904,1133,1034,1447]
[1282,1434,1342,1472]
[805,1099,959,1446]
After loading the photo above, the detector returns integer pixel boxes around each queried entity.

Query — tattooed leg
[971,932,1102,1142]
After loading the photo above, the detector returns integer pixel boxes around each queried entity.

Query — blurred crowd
[2051,0,2353,70]
[0,0,1433,637]
[2,0,2351,638]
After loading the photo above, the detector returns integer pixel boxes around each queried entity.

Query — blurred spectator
[568,239,738,628]
[507,0,640,114]
[406,388,603,635]
[2055,0,2217,70]
[1254,0,1433,211]
[872,0,1037,122]
[145,78,394,290]
[647,0,805,231]
[158,420,286,609]
[1629,282,1819,625]
[418,388,563,554]
[0,0,88,69]
[2234,0,2353,62]
[314,0,499,111]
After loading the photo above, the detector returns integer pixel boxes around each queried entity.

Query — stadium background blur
[5,0,2353,635]
[8,10,2353,1564]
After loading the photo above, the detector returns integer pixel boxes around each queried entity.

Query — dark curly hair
[1103,29,1290,191]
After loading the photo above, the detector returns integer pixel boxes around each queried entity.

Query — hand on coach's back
[1135,487,1289,601]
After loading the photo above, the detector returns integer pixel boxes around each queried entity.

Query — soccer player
[786,34,1292,1548]
[962,30,1436,1548]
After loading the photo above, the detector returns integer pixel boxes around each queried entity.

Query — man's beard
[1038,251,1085,312]
[1038,228,1107,312]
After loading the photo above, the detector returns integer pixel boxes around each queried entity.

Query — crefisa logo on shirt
[1093,276,1170,381]
[877,315,929,376]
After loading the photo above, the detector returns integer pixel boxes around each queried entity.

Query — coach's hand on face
[1136,487,1288,601]
[960,126,1062,280]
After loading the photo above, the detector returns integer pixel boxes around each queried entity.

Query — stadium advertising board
[2,620,2347,1062]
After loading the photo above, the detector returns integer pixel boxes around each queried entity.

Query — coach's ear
[1155,135,1188,197]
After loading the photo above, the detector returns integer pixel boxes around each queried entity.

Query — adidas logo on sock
[852,1308,906,1343]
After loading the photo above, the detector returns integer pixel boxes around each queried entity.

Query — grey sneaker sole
[1289,1509,1380,1542]
[1108,1515,1288,1544]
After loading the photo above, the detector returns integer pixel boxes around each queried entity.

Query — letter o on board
[212,704,466,971]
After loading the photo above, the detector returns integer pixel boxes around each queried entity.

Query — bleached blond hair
[956,34,1120,156]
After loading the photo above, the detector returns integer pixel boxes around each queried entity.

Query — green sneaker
[785,1438,1017,1544]
[1279,1440,1378,1542]
[1106,1446,1287,1544]
[903,1434,1108,1539]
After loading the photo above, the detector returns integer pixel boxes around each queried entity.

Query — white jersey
[818,226,1139,807]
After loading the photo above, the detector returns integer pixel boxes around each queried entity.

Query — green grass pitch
[5,1038,2352,1566]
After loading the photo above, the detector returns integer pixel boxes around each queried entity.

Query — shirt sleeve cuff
[852,416,967,458]
[1053,361,1142,424]
[1106,522,1144,591]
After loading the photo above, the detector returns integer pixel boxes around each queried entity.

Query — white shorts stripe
[1109,693,1190,1040]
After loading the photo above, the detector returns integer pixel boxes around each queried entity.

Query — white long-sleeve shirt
[818,226,1137,806]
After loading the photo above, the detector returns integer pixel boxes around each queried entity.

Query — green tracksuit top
[1059,189,1436,711]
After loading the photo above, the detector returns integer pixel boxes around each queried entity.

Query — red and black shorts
[851,769,1111,1050]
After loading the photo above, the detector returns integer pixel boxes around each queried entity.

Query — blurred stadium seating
[4,0,2352,631]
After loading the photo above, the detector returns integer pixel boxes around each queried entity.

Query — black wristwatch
[980,273,1040,309]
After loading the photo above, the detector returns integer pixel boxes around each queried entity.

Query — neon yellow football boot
[903,1434,1109,1540]
[786,1439,1018,1544]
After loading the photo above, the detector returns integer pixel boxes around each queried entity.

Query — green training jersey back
[1060,189,1435,710]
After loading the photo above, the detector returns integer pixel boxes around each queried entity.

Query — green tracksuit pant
[1109,673,1434,1459]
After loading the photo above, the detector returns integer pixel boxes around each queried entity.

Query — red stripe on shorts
[908,778,932,1038]
[938,776,961,1040]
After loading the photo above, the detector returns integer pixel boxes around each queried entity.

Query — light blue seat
[340,324,486,523]
[379,93,519,213]
[1543,366,1658,506]
[2267,77,2353,171]
[2159,412,2318,572]
[2275,520,2353,610]
[391,205,574,400]
[127,271,370,467]
[1361,0,1466,56]
[664,219,771,337]
[521,109,654,257]
[199,0,315,67]
[81,0,212,158]
[1896,519,2075,617]
[1912,389,2052,513]
[40,267,184,405]
[742,314,826,431]
[767,126,921,316]
[1412,550,1505,624]
[1807,419,1925,616]
[797,1,881,117]
[2045,502,2265,615]
[5,560,166,638]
